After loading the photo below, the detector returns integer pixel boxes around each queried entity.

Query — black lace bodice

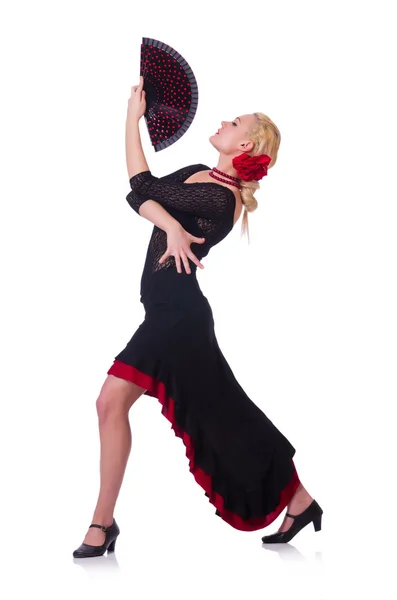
[126,164,236,303]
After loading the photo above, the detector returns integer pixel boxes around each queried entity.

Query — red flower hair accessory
[232,153,271,182]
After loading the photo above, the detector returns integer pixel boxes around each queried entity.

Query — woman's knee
[96,374,146,420]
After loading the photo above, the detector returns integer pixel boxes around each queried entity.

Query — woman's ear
[241,140,254,152]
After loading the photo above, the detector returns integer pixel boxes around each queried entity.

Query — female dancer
[73,76,323,558]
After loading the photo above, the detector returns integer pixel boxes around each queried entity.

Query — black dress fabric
[107,164,300,531]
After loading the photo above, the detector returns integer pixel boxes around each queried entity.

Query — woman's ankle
[91,512,114,526]
[291,484,313,504]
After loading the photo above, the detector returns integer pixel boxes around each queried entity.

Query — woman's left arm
[125,78,205,274]
[126,77,150,179]
[126,112,177,232]
[125,77,179,231]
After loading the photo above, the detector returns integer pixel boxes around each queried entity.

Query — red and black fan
[140,37,199,152]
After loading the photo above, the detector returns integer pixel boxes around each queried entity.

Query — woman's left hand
[127,76,146,121]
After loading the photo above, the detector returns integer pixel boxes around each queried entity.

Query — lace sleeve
[126,166,235,221]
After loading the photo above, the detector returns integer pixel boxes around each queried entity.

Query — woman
[73,77,323,558]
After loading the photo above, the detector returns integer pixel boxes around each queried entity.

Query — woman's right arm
[137,198,181,235]
[135,199,205,273]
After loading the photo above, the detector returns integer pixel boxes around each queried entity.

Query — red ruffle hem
[107,359,301,532]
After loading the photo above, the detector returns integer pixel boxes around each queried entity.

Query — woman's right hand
[159,223,205,274]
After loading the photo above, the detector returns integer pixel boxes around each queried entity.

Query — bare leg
[80,374,146,547]
[278,483,314,533]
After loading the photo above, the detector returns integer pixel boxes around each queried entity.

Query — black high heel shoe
[261,499,323,544]
[73,518,120,558]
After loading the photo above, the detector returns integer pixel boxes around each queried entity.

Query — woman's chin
[208,135,219,148]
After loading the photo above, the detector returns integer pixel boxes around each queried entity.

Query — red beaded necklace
[209,167,242,191]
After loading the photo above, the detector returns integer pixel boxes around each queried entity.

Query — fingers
[187,251,204,269]
[132,76,144,94]
[159,250,187,274]
[187,236,205,268]
[174,254,182,274]
[179,249,191,275]
[159,248,200,274]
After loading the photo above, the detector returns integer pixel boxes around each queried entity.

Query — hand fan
[140,37,199,152]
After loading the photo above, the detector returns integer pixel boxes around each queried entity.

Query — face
[209,113,258,155]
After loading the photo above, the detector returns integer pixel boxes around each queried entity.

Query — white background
[1,0,396,598]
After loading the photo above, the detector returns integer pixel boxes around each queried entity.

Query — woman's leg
[80,374,146,546]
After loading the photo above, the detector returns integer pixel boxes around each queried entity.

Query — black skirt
[107,271,300,532]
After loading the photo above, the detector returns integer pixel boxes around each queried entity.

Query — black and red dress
[107,163,301,531]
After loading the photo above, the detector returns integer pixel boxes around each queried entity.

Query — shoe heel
[313,514,322,532]
[108,537,117,552]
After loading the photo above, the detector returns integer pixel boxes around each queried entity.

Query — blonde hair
[239,112,281,243]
